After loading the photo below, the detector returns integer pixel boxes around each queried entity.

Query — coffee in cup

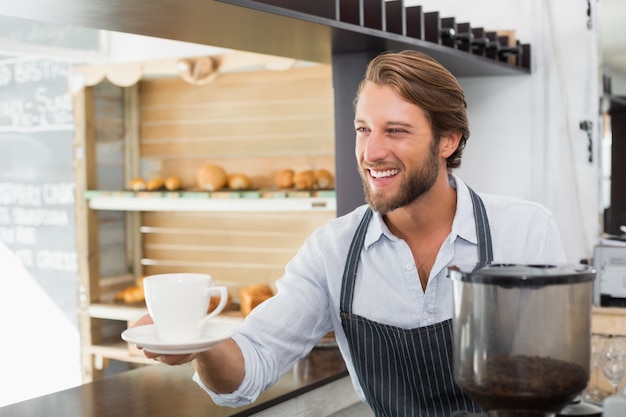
[143,273,228,343]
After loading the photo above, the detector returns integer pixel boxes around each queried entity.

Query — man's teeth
[370,169,399,178]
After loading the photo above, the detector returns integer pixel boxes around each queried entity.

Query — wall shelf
[84,190,337,212]
[3,0,530,77]
[222,0,531,76]
[88,303,147,321]
[88,341,157,367]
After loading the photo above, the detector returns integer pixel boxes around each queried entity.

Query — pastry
[164,176,182,191]
[129,178,147,191]
[197,164,228,191]
[240,284,274,316]
[208,292,233,313]
[114,285,144,303]
[146,177,164,191]
[228,173,252,190]
[274,169,295,189]
[315,169,334,189]
[293,170,316,190]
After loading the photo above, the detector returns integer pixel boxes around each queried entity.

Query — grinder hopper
[449,264,596,417]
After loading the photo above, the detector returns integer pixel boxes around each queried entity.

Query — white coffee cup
[143,273,229,343]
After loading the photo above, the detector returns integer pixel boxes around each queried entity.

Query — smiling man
[135,50,566,417]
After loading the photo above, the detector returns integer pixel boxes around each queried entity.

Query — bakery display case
[73,58,337,381]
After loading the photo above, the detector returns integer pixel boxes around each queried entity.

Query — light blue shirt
[195,174,566,405]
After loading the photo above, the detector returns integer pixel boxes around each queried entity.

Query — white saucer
[121,319,241,355]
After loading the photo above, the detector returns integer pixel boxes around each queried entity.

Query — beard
[360,138,440,215]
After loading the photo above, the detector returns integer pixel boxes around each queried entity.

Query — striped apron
[340,188,492,417]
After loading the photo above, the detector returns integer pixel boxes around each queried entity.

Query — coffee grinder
[449,264,600,417]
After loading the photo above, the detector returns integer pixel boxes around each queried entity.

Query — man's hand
[129,313,245,392]
[129,313,198,365]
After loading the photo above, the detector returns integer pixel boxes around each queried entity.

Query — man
[137,50,565,416]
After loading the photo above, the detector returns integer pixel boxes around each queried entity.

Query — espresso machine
[448,264,602,417]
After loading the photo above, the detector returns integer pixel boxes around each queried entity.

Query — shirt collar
[362,173,478,248]
[449,173,478,245]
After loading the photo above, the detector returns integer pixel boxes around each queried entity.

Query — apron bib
[340,187,492,416]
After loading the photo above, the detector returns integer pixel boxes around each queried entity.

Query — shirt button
[422,313,429,320]
[406,263,413,271]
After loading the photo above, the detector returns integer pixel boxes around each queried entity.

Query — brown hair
[354,50,469,170]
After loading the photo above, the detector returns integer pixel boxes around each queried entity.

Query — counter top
[592,306,626,336]
[0,348,349,417]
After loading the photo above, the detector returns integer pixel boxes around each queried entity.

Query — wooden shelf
[88,302,245,322]
[85,190,337,212]
[88,303,147,321]
[88,341,157,366]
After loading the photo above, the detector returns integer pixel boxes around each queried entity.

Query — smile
[369,168,399,178]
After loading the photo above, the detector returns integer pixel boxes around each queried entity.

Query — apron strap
[340,207,373,313]
[468,186,493,270]
[341,186,492,311]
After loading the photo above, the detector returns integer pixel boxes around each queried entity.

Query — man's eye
[389,129,405,134]
[355,127,369,133]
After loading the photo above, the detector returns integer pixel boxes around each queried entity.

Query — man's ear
[439,132,463,158]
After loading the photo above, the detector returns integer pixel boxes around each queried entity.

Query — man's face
[354,82,441,214]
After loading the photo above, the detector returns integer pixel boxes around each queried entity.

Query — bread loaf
[228,173,252,190]
[146,177,164,191]
[315,169,334,189]
[240,284,274,316]
[114,285,144,303]
[275,169,295,189]
[197,164,228,191]
[208,292,233,313]
[129,178,147,191]
[293,170,316,190]
[164,176,182,191]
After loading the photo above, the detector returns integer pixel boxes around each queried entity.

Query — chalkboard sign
[0,16,101,52]
[0,56,78,321]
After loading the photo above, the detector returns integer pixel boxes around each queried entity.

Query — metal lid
[448,263,596,286]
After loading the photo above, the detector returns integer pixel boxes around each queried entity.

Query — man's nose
[363,131,387,163]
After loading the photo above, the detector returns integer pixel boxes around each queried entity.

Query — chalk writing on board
[0,16,101,51]
[0,181,76,272]
[0,57,73,132]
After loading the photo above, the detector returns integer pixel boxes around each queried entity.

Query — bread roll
[240,284,274,316]
[208,292,232,313]
[129,178,147,191]
[114,285,144,303]
[147,177,164,191]
[315,169,334,189]
[228,173,252,190]
[197,164,228,191]
[275,169,295,189]
[164,176,182,191]
[293,170,316,190]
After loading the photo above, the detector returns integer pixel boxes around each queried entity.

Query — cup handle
[199,286,229,327]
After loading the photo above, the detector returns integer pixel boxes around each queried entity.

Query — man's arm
[192,338,244,393]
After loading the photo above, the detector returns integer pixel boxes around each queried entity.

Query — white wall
[413,0,600,263]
